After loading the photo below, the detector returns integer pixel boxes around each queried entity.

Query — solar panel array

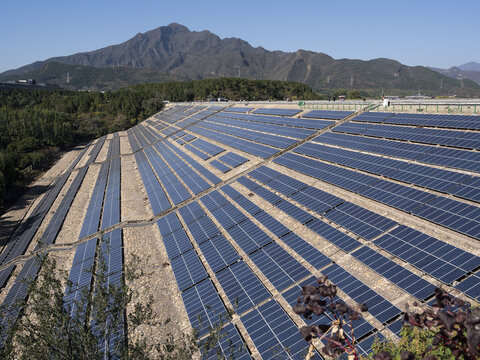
[2,104,480,358]
[303,109,354,120]
[252,107,302,116]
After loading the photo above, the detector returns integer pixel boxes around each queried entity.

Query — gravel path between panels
[123,224,192,350]
[121,155,154,221]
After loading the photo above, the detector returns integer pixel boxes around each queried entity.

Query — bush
[0,246,237,359]
[370,288,480,360]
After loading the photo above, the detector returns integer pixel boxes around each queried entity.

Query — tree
[0,246,238,359]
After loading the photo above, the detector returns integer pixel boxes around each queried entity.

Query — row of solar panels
[274,152,480,240]
[65,140,124,355]
[133,135,226,215]
[221,107,353,120]
[353,111,480,130]
[0,135,123,338]
[296,141,480,203]
[336,122,480,150]
[0,135,110,289]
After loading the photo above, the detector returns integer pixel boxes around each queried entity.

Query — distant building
[0,79,61,91]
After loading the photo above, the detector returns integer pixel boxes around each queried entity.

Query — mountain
[430,64,480,86]
[0,62,184,91]
[458,62,480,72]
[2,23,480,96]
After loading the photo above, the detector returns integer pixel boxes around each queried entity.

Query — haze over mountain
[458,62,480,72]
[430,62,480,86]
[2,23,479,96]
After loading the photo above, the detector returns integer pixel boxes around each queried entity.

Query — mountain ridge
[430,62,480,86]
[2,23,479,96]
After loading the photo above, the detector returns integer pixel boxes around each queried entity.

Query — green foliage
[0,244,244,359]
[128,78,322,102]
[369,325,460,360]
[0,77,319,206]
[0,87,165,206]
[331,89,363,99]
[0,252,186,359]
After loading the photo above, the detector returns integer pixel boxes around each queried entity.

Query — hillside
[0,62,184,91]
[2,23,480,96]
[430,65,480,86]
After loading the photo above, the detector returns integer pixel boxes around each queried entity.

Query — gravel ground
[123,224,191,347]
[121,155,153,221]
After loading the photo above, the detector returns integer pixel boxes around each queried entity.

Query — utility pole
[440,78,443,90]
[83,59,87,91]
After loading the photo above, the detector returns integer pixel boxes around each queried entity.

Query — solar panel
[210,159,231,173]
[280,232,332,270]
[181,279,227,338]
[323,263,402,324]
[218,152,249,168]
[156,212,183,237]
[199,234,240,273]
[163,228,193,260]
[185,143,210,160]
[217,111,333,130]
[165,139,221,186]
[187,124,279,158]
[354,111,480,131]
[351,246,436,300]
[305,218,362,253]
[216,261,271,315]
[101,157,121,229]
[206,115,315,139]
[374,225,480,283]
[191,138,225,156]
[178,201,206,224]
[455,272,480,301]
[185,214,222,244]
[200,323,252,359]
[241,299,321,359]
[0,257,39,327]
[170,249,208,291]
[249,242,311,291]
[281,276,376,339]
[79,161,109,238]
[252,108,302,116]
[236,173,364,254]
[412,197,480,240]
[323,202,397,240]
[134,151,171,215]
[303,110,353,120]
[222,107,254,113]
[314,131,480,173]
[334,122,480,150]
[226,219,273,254]
[99,229,123,277]
[296,141,473,199]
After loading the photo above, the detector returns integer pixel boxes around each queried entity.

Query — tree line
[0,78,323,208]
[0,87,165,207]
[128,78,324,102]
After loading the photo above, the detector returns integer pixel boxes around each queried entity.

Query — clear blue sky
[1,0,478,73]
